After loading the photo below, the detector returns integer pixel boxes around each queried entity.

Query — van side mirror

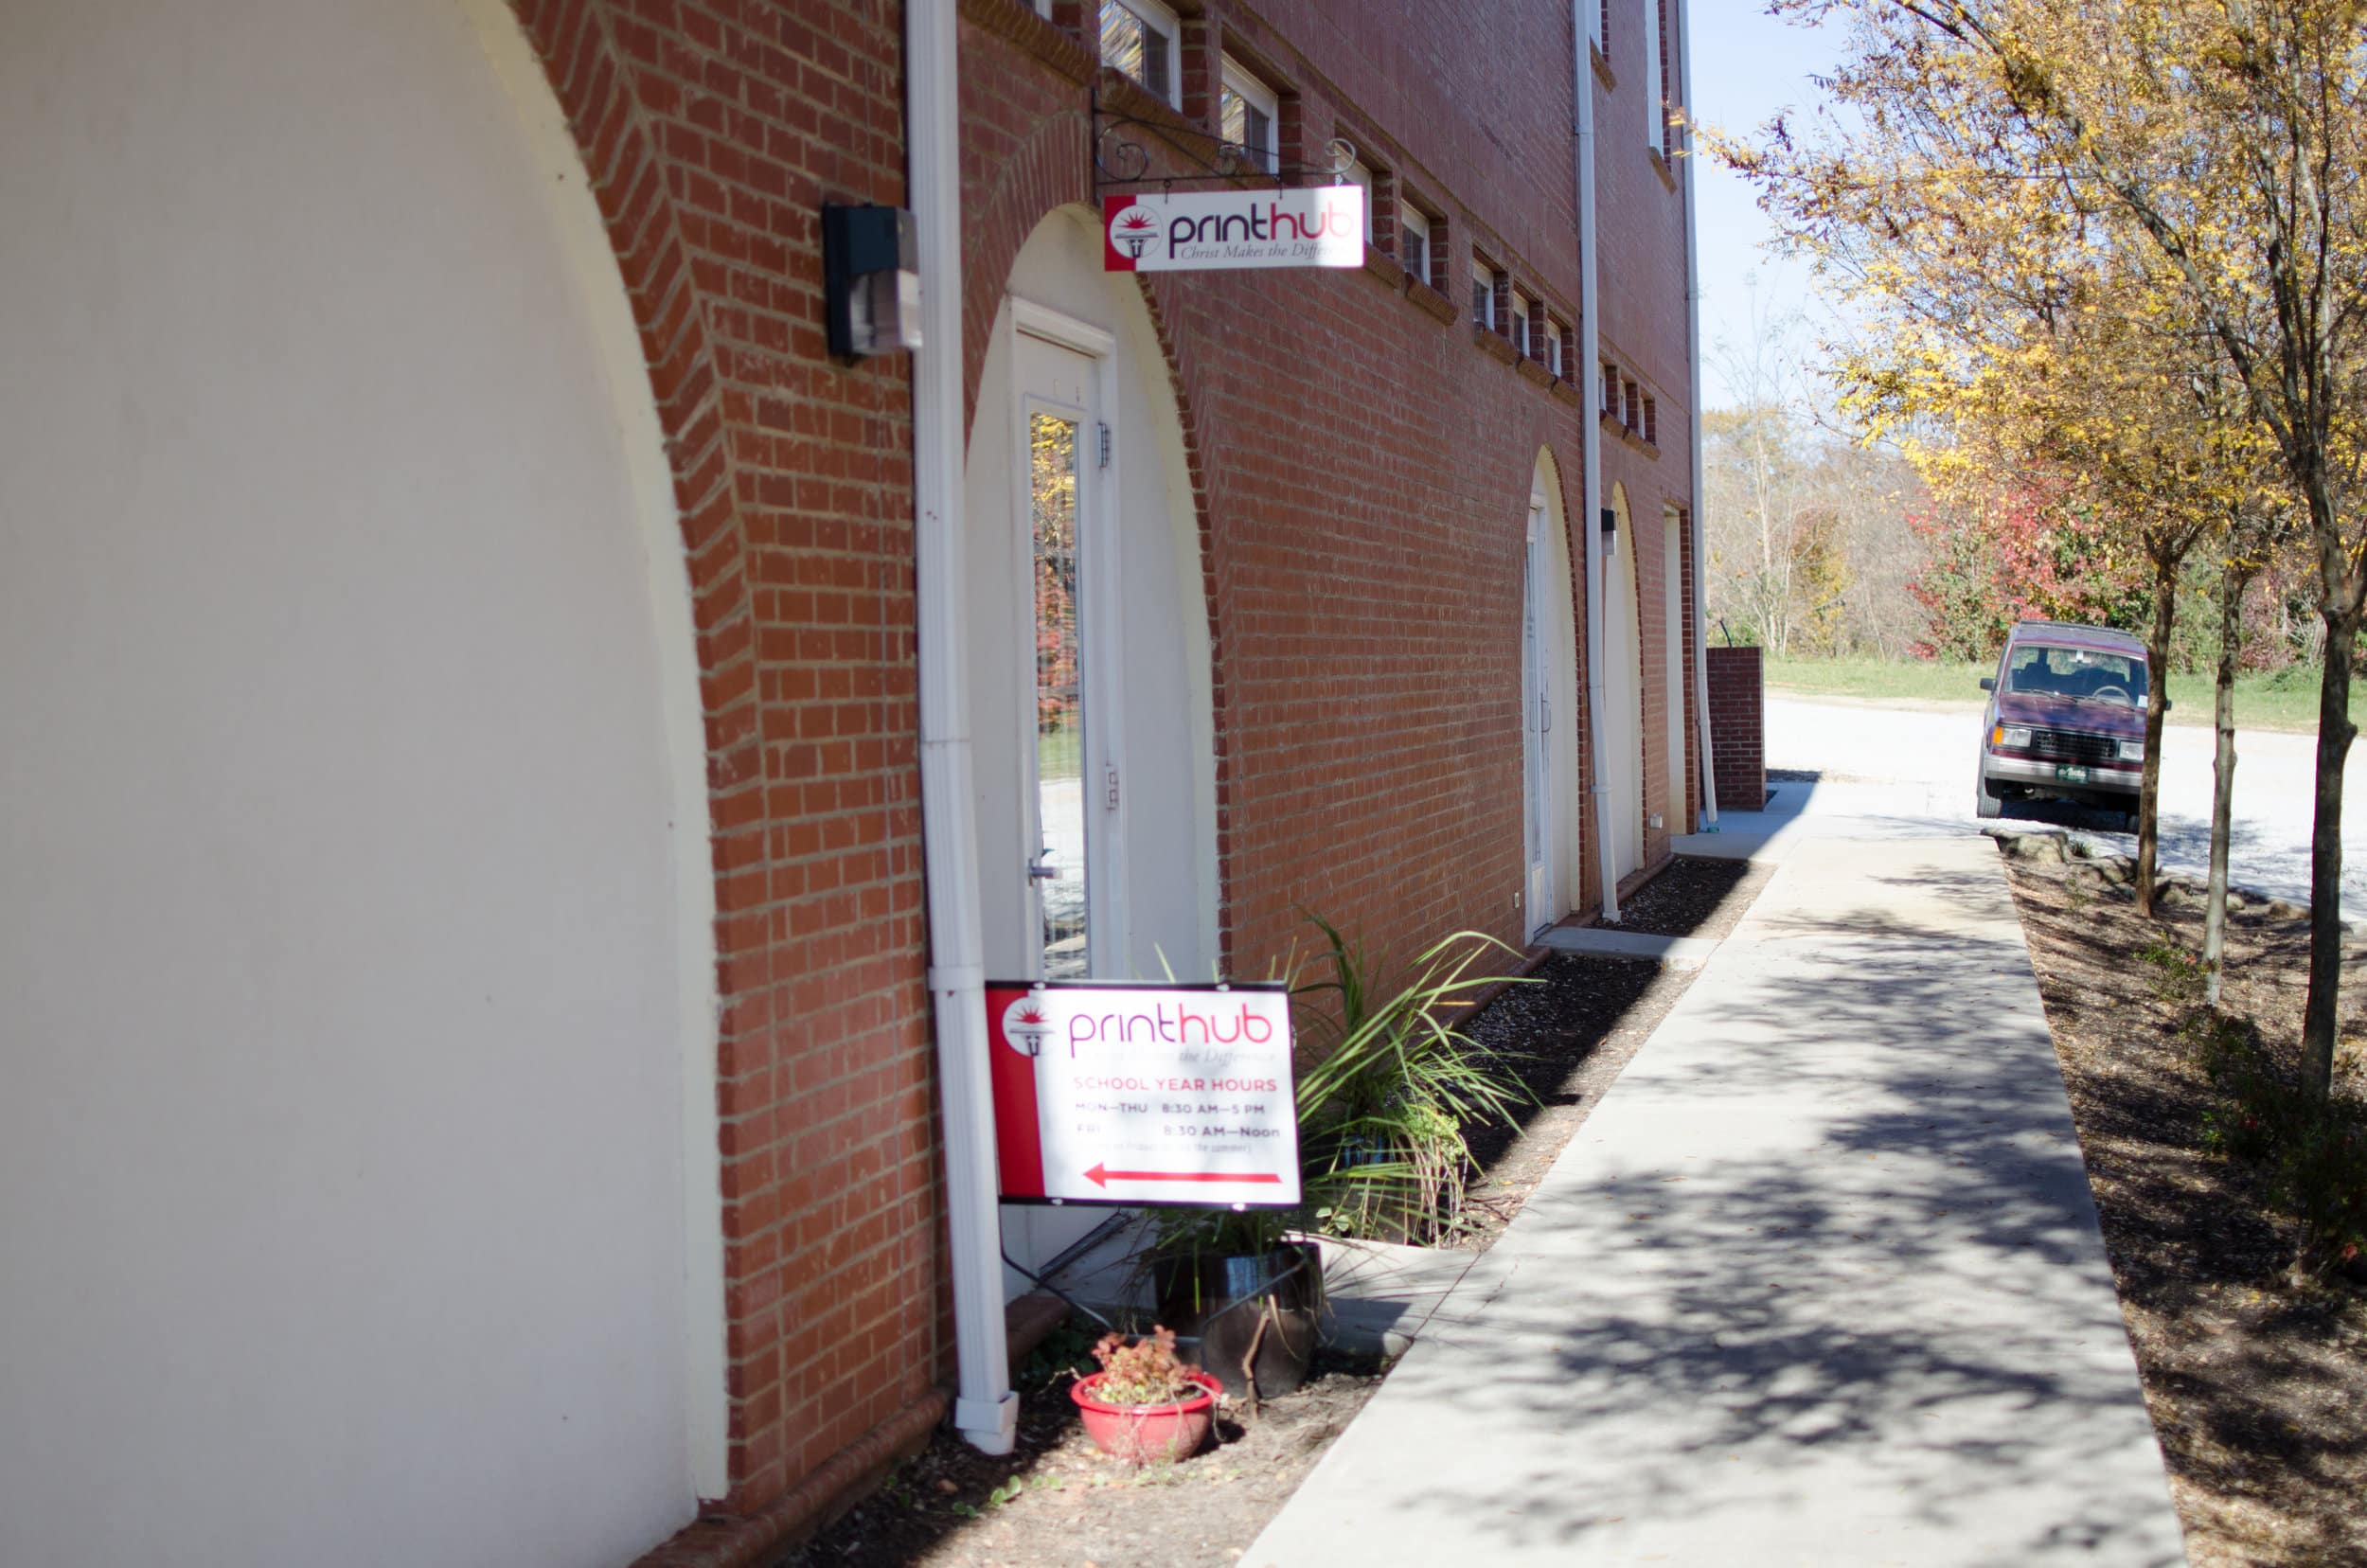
[1979,677,1995,692]
[2162,697,2172,712]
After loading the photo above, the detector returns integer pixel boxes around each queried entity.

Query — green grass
[1037,722,1081,781]
[1760,652,2361,734]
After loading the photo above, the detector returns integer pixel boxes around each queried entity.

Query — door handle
[1027,851,1061,882]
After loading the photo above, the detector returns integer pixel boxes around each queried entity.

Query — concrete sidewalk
[1248,804,2186,1566]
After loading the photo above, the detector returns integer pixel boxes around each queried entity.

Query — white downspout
[1575,7,1619,921]
[909,2,1018,1455]
[1676,0,1719,831]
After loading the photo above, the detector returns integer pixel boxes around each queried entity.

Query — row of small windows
[1472,257,1571,379]
[1089,1,1597,389]
[1602,362,1658,446]
[1098,0,1279,172]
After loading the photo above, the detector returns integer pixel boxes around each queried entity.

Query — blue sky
[1688,4,1842,409]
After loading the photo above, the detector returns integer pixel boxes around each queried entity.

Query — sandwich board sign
[987,981,1299,1208]
[1103,186,1364,273]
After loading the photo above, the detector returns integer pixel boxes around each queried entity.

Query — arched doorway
[962,207,1218,1286]
[1522,454,1584,936]
[1604,485,1646,883]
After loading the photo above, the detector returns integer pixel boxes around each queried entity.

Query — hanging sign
[1103,187,1364,273]
[987,981,1300,1207]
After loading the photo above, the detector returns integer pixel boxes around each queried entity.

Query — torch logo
[1001,993,1056,1058]
[1110,205,1161,260]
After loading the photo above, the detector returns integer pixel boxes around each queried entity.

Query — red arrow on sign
[1084,1163,1284,1188]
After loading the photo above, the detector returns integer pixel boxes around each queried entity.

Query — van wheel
[1975,767,2004,820]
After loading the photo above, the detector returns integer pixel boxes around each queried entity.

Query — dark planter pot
[1070,1370,1220,1464]
[1151,1239,1321,1399]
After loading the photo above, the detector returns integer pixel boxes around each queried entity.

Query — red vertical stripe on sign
[1101,196,1138,272]
[985,985,1047,1199]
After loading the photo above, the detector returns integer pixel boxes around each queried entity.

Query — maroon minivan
[1975,620,2151,829]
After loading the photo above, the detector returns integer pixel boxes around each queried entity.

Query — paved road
[1248,796,2185,1565]
[1765,692,2359,917]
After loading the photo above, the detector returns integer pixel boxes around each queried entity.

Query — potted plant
[1146,917,1526,1399]
[1068,1326,1222,1464]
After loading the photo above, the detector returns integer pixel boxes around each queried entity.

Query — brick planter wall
[1707,645,1765,811]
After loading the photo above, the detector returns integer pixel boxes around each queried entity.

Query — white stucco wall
[0,2,717,1562]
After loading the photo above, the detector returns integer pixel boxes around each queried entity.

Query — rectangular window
[1219,57,1278,173]
[1601,363,1618,417]
[1592,0,1606,48]
[1544,316,1565,376]
[1471,259,1499,331]
[1344,159,1375,245]
[1511,294,1533,359]
[1400,205,1433,288]
[1100,0,1180,109]
[1623,377,1640,428]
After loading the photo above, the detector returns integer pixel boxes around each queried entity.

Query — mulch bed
[2002,840,2367,1567]
[786,1345,1385,1568]
[1606,855,1758,937]
[792,855,1776,1567]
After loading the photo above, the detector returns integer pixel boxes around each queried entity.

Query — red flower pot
[1069,1371,1221,1464]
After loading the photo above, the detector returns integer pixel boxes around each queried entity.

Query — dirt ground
[791,858,1774,1567]
[2002,840,2367,1567]
[785,1344,1386,1568]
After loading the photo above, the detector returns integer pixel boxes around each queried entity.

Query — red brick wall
[509,0,1700,1535]
[507,0,943,1519]
[959,0,1676,971]
[1593,0,1696,868]
[1707,644,1765,811]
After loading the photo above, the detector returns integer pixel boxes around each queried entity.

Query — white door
[1015,329,1116,981]
[1522,502,1554,932]
[1664,510,1689,836]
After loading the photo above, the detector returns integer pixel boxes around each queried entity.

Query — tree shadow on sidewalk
[1344,902,2185,1565]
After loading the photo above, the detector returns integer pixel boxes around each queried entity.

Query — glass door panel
[1030,409,1089,978]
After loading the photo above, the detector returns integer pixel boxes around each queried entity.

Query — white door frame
[1522,492,1556,935]
[1006,300,1127,979]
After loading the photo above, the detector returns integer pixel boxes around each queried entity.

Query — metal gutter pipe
[1575,6,1620,921]
[1675,0,1719,830]
[908,0,1019,1456]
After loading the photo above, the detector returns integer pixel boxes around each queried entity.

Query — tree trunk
[2203,561,2253,1010]
[2135,554,2177,918]
[2301,604,2361,1100]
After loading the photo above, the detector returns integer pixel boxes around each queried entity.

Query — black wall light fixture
[823,204,921,361]
[1600,507,1619,541]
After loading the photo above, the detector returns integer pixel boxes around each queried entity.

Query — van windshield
[2004,643,2147,707]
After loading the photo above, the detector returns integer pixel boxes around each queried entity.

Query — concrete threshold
[1534,924,1718,970]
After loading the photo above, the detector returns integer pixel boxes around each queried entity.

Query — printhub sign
[987,982,1299,1207]
[1103,187,1364,273]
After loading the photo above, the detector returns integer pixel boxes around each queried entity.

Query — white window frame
[1219,56,1280,173]
[1544,315,1565,376]
[1471,259,1499,331]
[1644,0,1665,152]
[1102,0,1182,111]
[1400,204,1433,286]
[1511,293,1533,358]
[1343,159,1375,245]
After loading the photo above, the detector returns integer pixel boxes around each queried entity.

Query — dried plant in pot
[1068,1326,1221,1464]
[1146,917,1527,1399]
